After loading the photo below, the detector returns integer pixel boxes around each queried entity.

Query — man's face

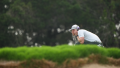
[71,29,77,36]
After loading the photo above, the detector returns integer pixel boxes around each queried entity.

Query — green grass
[0,44,120,63]
[107,48,120,58]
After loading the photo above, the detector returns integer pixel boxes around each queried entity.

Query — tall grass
[0,44,120,63]
[107,48,120,58]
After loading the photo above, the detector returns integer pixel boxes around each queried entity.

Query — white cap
[69,24,80,31]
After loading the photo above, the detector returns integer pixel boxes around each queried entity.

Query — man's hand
[77,36,84,44]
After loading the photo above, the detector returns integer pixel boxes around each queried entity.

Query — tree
[76,0,119,47]
[0,0,15,47]
[1,0,120,47]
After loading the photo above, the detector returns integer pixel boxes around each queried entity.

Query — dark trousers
[75,40,103,47]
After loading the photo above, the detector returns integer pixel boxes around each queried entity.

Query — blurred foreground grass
[0,44,120,63]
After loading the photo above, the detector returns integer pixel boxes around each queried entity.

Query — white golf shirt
[78,29,102,43]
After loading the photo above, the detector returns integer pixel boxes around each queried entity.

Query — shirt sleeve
[78,30,84,37]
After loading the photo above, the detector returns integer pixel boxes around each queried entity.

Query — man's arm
[77,36,84,44]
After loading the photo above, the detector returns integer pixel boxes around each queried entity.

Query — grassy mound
[0,44,120,63]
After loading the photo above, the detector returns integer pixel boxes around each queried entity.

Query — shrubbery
[0,44,120,63]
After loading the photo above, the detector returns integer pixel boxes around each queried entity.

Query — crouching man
[69,24,103,47]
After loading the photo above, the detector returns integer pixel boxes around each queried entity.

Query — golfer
[69,24,103,46]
